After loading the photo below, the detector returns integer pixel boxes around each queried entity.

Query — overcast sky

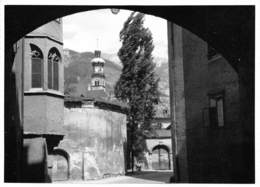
[63,9,168,58]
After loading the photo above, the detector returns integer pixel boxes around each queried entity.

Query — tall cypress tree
[114,12,160,169]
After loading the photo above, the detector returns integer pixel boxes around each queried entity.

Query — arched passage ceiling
[5,6,254,71]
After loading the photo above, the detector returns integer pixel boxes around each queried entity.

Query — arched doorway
[151,145,170,170]
[49,148,70,181]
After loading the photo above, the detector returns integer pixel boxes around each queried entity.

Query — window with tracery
[48,48,61,90]
[30,44,43,88]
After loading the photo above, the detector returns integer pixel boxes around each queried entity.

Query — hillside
[64,49,122,96]
[63,49,170,117]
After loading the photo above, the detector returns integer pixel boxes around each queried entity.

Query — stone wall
[168,23,242,182]
[182,28,242,182]
[56,106,127,180]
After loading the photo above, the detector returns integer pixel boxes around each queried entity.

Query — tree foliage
[115,12,160,157]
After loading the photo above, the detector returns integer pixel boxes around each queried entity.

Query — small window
[48,47,61,91]
[30,44,43,88]
[94,66,103,73]
[95,80,99,86]
[208,93,225,127]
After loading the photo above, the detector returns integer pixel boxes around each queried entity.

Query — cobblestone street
[55,171,173,184]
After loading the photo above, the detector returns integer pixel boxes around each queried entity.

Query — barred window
[30,44,43,88]
[48,48,61,90]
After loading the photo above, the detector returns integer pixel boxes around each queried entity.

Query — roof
[64,95,128,114]
[145,129,171,139]
[151,117,171,123]
[84,89,108,100]
[91,57,105,64]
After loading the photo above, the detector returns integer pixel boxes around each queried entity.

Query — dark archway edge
[5,5,254,72]
[4,5,255,182]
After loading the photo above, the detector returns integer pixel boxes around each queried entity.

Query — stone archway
[49,148,70,181]
[151,145,171,170]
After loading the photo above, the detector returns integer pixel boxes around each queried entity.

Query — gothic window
[208,93,225,127]
[48,47,61,90]
[30,44,43,88]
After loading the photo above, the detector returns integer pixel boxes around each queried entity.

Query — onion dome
[91,50,105,64]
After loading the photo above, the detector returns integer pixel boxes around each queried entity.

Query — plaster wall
[24,95,64,134]
[58,106,127,180]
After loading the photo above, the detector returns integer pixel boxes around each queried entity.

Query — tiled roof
[84,89,108,100]
[64,94,128,114]
[146,129,171,139]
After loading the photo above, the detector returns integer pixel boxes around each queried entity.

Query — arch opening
[49,148,70,181]
[4,6,254,183]
[151,144,170,170]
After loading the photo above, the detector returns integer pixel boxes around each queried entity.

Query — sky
[63,9,168,59]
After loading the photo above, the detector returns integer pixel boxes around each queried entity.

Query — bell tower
[91,50,106,91]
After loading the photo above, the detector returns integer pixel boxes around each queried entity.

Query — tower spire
[96,38,99,50]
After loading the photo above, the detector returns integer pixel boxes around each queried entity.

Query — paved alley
[54,171,173,184]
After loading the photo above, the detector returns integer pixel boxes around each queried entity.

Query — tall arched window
[30,44,43,88]
[48,48,61,90]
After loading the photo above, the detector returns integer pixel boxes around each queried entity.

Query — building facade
[14,19,65,181]
[23,19,64,135]
[168,23,242,182]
